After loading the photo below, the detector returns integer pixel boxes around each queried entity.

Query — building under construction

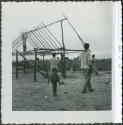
[12,16,85,82]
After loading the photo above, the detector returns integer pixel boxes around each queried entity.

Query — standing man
[79,43,94,93]
[50,53,60,96]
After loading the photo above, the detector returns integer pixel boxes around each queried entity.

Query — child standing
[49,53,60,96]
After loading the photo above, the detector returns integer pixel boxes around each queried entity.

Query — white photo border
[1,1,122,124]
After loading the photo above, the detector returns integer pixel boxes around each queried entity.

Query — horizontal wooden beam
[37,47,63,51]
[65,49,84,52]
[12,48,84,56]
[26,18,67,34]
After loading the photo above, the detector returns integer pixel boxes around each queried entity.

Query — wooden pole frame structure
[13,17,85,81]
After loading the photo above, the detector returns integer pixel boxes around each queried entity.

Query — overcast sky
[2,2,113,59]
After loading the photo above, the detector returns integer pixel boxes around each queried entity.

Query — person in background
[92,54,98,75]
[57,57,60,72]
[71,61,77,73]
[79,43,94,93]
[49,53,60,96]
[60,54,66,78]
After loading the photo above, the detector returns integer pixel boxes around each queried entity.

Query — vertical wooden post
[61,21,65,51]
[61,21,66,78]
[34,48,37,82]
[23,55,26,75]
[43,54,45,69]
[16,50,18,79]
[22,33,27,75]
[22,33,27,52]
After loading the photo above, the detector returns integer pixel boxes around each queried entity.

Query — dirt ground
[12,69,111,111]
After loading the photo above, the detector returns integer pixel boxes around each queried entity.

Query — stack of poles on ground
[13,16,85,82]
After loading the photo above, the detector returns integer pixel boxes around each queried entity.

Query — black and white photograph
[1,1,122,124]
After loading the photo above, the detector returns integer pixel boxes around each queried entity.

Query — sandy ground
[12,69,111,111]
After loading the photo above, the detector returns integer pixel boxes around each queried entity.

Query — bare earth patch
[12,70,111,111]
